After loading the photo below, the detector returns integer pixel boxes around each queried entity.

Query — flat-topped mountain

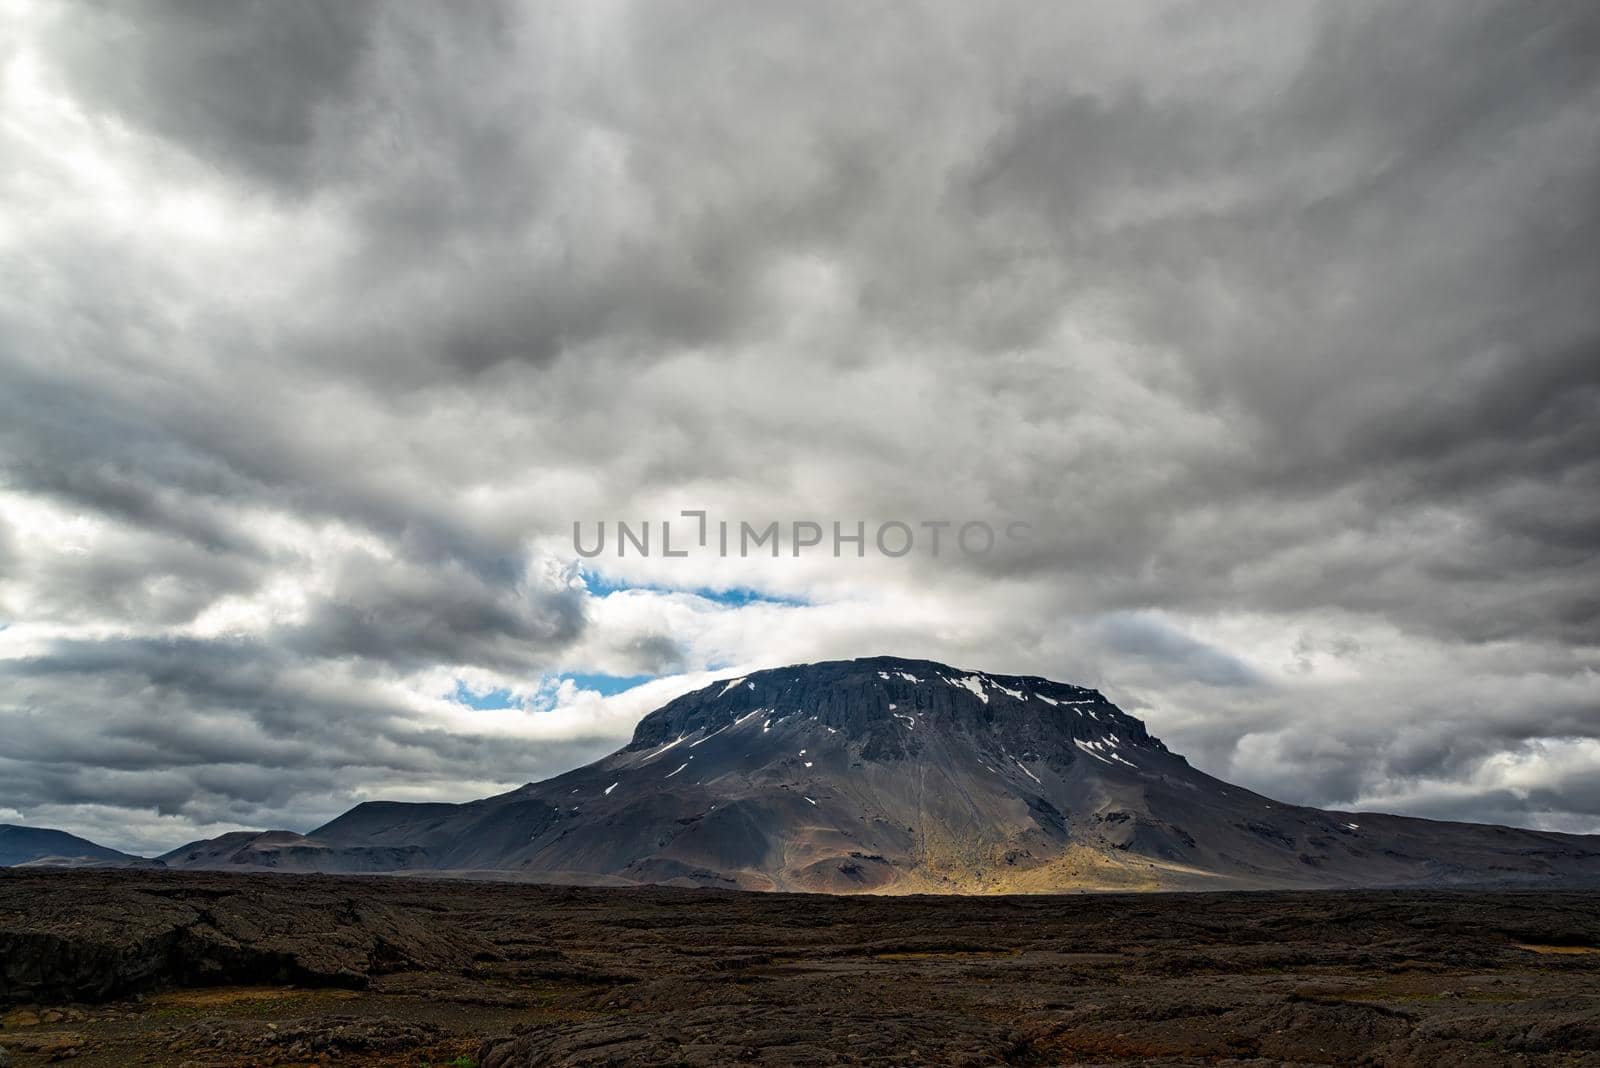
[133,656,1600,892]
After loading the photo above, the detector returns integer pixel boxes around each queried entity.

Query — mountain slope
[169,657,1600,892]
[0,824,156,869]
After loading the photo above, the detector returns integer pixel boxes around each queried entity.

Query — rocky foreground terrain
[2,870,1598,1066]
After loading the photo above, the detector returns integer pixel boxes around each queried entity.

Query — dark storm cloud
[46,0,384,192]
[1,634,622,837]
[282,553,587,672]
[1,0,1596,848]
[0,354,270,557]
[609,633,689,677]
[956,2,1600,645]
[24,534,261,627]
[1093,615,1261,689]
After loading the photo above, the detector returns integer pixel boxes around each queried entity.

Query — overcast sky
[2,0,1596,854]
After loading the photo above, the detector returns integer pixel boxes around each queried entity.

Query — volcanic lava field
[3,870,1599,1066]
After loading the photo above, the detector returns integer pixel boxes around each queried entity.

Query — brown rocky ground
[1,870,1597,1066]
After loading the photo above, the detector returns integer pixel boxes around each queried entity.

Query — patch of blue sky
[564,672,656,696]
[579,569,807,608]
[450,673,656,709]
[451,681,519,710]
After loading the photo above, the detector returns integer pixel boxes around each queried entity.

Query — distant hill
[0,824,158,869]
[156,829,427,873]
[157,657,1600,892]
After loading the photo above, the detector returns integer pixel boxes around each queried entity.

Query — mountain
[162,656,1600,892]
[0,824,157,869]
[156,829,429,873]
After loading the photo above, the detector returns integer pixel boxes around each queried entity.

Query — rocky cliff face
[150,656,1600,893]
[627,656,1172,766]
